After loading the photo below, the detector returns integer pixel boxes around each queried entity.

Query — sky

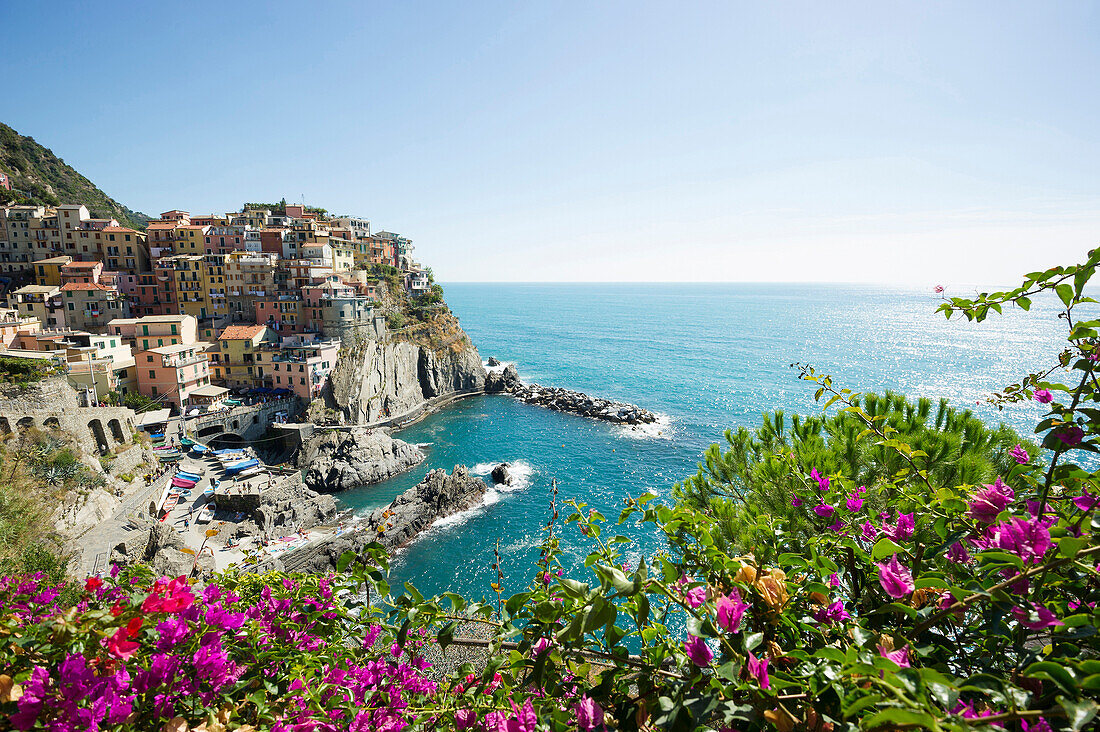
[3,0,1099,284]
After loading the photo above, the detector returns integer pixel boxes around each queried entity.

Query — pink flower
[813,504,835,519]
[813,600,851,625]
[877,644,910,668]
[141,576,195,614]
[85,576,103,593]
[828,573,840,588]
[790,496,803,508]
[934,285,944,294]
[968,478,1014,524]
[746,652,770,689]
[1074,491,1099,512]
[882,512,915,542]
[1056,425,1085,446]
[1021,718,1053,732]
[860,521,878,542]
[532,637,551,657]
[876,554,914,599]
[827,518,845,533]
[575,696,604,731]
[947,542,971,564]
[717,590,749,634]
[845,495,864,512]
[810,468,830,491]
[684,584,707,608]
[106,618,143,660]
[507,699,538,732]
[1033,389,1053,404]
[455,709,479,730]
[1012,603,1064,630]
[1010,444,1029,464]
[684,635,713,667]
[991,517,1052,565]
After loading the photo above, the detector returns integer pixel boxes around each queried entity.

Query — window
[146,355,153,362]
[151,386,158,396]
[148,370,156,379]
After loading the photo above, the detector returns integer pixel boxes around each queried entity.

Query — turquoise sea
[336,283,1066,600]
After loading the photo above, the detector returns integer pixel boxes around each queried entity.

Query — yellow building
[172,225,208,255]
[33,256,73,286]
[210,323,275,387]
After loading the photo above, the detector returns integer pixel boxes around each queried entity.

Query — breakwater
[484,361,657,425]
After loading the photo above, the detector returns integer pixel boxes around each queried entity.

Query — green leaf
[1059,696,1099,732]
[1025,661,1077,695]
[1057,283,1075,307]
[744,632,763,652]
[863,708,939,728]
[335,551,355,573]
[871,538,904,560]
[436,620,456,652]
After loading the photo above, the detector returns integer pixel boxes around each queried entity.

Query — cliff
[324,309,486,424]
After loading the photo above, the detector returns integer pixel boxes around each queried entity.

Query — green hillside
[0,122,150,230]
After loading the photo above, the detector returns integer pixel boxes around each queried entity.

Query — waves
[616,412,673,441]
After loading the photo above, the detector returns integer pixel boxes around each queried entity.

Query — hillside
[0,122,150,230]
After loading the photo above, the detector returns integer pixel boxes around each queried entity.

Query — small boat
[150,432,165,440]
[191,443,208,455]
[180,437,194,447]
[204,485,215,498]
[171,478,197,489]
[176,470,202,481]
[236,466,264,480]
[158,453,182,462]
[196,503,216,524]
[224,458,260,474]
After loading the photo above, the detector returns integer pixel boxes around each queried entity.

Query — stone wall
[189,396,304,442]
[0,377,141,456]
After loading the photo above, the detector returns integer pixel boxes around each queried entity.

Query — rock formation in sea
[252,465,488,574]
[298,427,424,493]
[491,462,512,485]
[323,309,486,424]
[486,363,658,425]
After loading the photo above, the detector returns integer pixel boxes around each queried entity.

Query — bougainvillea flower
[1010,444,1029,464]
[1033,389,1053,404]
[947,542,971,564]
[1056,425,1085,446]
[846,495,864,512]
[1012,603,1064,630]
[455,709,479,731]
[684,635,713,667]
[142,577,195,614]
[968,478,1014,524]
[85,576,103,593]
[717,590,749,634]
[754,569,790,610]
[1074,491,1099,512]
[575,696,604,730]
[934,285,944,293]
[877,644,910,668]
[813,600,851,625]
[1021,718,1053,732]
[684,583,708,608]
[107,626,141,660]
[828,573,840,588]
[876,554,914,599]
[746,652,770,689]
[991,517,1052,565]
[860,521,878,542]
[813,504,835,519]
[790,496,803,507]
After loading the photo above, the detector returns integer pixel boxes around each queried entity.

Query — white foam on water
[616,412,673,441]
[483,360,515,374]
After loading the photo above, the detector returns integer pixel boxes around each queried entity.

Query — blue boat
[224,458,259,474]
[191,443,208,455]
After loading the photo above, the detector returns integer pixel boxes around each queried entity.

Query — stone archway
[16,417,34,433]
[0,417,10,435]
[196,424,225,438]
[44,417,60,430]
[88,419,109,453]
[148,500,156,517]
[108,418,125,444]
[208,432,245,449]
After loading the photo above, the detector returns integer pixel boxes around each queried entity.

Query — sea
[334,283,1069,601]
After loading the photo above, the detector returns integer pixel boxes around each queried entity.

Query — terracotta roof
[217,324,266,340]
[146,222,179,229]
[62,260,103,269]
[60,283,116,292]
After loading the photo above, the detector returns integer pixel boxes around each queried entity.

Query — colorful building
[135,343,211,408]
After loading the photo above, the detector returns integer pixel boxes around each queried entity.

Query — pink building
[259,337,339,401]
[136,342,211,409]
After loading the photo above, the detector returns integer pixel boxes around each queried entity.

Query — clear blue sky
[4,1,1099,283]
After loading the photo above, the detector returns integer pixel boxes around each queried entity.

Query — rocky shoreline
[485,361,658,425]
[252,465,489,574]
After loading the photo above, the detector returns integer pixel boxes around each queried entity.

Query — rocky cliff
[324,310,486,424]
[252,466,487,574]
[297,427,424,493]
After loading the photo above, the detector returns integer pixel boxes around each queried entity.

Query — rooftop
[218,324,266,341]
[190,384,229,398]
[60,283,115,292]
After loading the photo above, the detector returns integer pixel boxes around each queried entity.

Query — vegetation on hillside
[242,199,328,216]
[0,122,150,230]
[0,429,105,590]
[0,356,61,387]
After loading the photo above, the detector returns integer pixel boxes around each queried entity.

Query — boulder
[299,427,424,493]
[487,356,501,367]
[491,462,512,485]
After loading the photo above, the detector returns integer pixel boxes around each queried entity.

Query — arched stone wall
[88,419,109,453]
[108,419,125,444]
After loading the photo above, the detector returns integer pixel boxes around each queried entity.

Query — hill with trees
[0,122,150,230]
